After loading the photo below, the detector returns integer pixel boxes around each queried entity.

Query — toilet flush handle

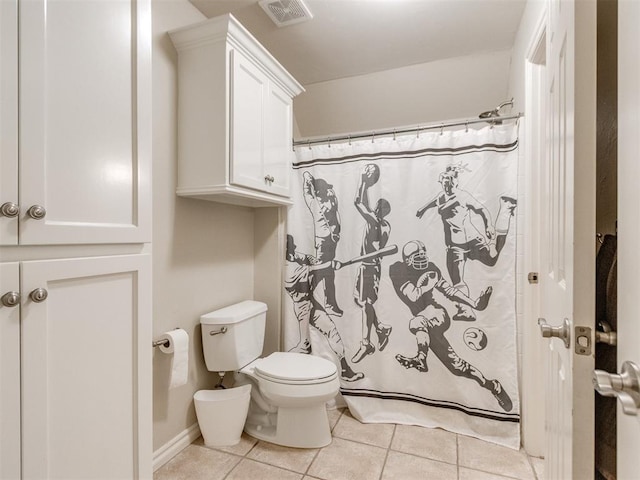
[209,327,227,336]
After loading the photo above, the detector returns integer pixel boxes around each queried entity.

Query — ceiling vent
[258,0,313,27]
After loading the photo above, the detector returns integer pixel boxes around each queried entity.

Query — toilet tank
[200,300,267,372]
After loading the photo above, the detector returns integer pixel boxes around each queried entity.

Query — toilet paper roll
[158,329,189,388]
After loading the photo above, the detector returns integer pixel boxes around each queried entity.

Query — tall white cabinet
[0,0,152,478]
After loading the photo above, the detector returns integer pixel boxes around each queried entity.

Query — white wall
[152,0,256,452]
[294,50,512,138]
[508,1,546,114]
[506,0,547,458]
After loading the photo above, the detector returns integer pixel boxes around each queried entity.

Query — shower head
[479,98,514,124]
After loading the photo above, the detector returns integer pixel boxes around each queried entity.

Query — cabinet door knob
[27,205,47,220]
[1,202,19,218]
[1,291,20,307]
[264,175,275,183]
[29,288,48,303]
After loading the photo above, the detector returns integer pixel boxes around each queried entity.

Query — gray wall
[294,50,512,138]
[152,0,256,451]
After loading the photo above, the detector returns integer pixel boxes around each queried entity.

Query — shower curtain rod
[292,112,523,147]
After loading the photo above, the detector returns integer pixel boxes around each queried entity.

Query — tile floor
[155,408,544,480]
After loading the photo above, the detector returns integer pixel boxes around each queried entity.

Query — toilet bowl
[237,352,340,448]
[200,300,340,449]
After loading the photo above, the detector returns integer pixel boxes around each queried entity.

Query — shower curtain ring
[371,132,375,143]
[417,126,420,138]
[348,135,351,146]
[393,129,396,141]
[307,140,311,150]
[440,124,444,135]
[327,137,331,148]
[465,121,469,133]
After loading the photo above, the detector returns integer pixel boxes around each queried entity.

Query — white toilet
[201,300,340,448]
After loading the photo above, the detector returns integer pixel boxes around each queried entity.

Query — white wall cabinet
[0,1,153,478]
[169,14,303,207]
[0,262,20,480]
[1,255,152,480]
[0,0,151,245]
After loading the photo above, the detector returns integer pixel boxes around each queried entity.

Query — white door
[616,1,640,476]
[0,0,18,245]
[20,254,152,479]
[231,49,267,192]
[540,1,596,479]
[0,262,20,479]
[17,0,151,245]
[264,82,293,197]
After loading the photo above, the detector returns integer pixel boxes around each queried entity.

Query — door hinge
[575,326,592,355]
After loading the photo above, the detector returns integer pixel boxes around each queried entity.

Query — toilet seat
[251,352,338,385]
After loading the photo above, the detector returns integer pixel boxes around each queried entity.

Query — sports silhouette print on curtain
[284,124,520,449]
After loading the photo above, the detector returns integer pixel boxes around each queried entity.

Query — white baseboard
[153,423,201,472]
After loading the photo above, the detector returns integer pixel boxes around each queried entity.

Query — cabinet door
[230,49,267,192]
[264,82,293,197]
[0,262,20,480]
[0,0,18,245]
[21,254,151,479]
[18,0,151,245]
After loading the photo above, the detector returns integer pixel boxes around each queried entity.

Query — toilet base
[244,404,332,448]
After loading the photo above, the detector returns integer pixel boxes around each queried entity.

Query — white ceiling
[189,0,527,86]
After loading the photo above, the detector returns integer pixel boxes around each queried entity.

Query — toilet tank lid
[200,300,267,325]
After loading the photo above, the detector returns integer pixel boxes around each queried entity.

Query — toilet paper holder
[152,328,180,348]
[152,338,171,348]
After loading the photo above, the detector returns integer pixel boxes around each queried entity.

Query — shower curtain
[284,124,520,448]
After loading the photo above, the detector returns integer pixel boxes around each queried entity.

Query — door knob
[1,291,20,307]
[593,361,640,416]
[538,317,571,348]
[0,202,19,218]
[595,330,617,346]
[595,320,617,346]
[29,288,48,303]
[27,205,46,219]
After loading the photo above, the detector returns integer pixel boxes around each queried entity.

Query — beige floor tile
[327,407,344,430]
[154,445,240,480]
[226,458,303,480]
[390,424,457,465]
[458,435,534,479]
[459,467,520,480]
[332,411,395,448]
[382,451,457,480]
[529,456,544,479]
[247,440,319,473]
[307,437,387,480]
[198,432,257,456]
